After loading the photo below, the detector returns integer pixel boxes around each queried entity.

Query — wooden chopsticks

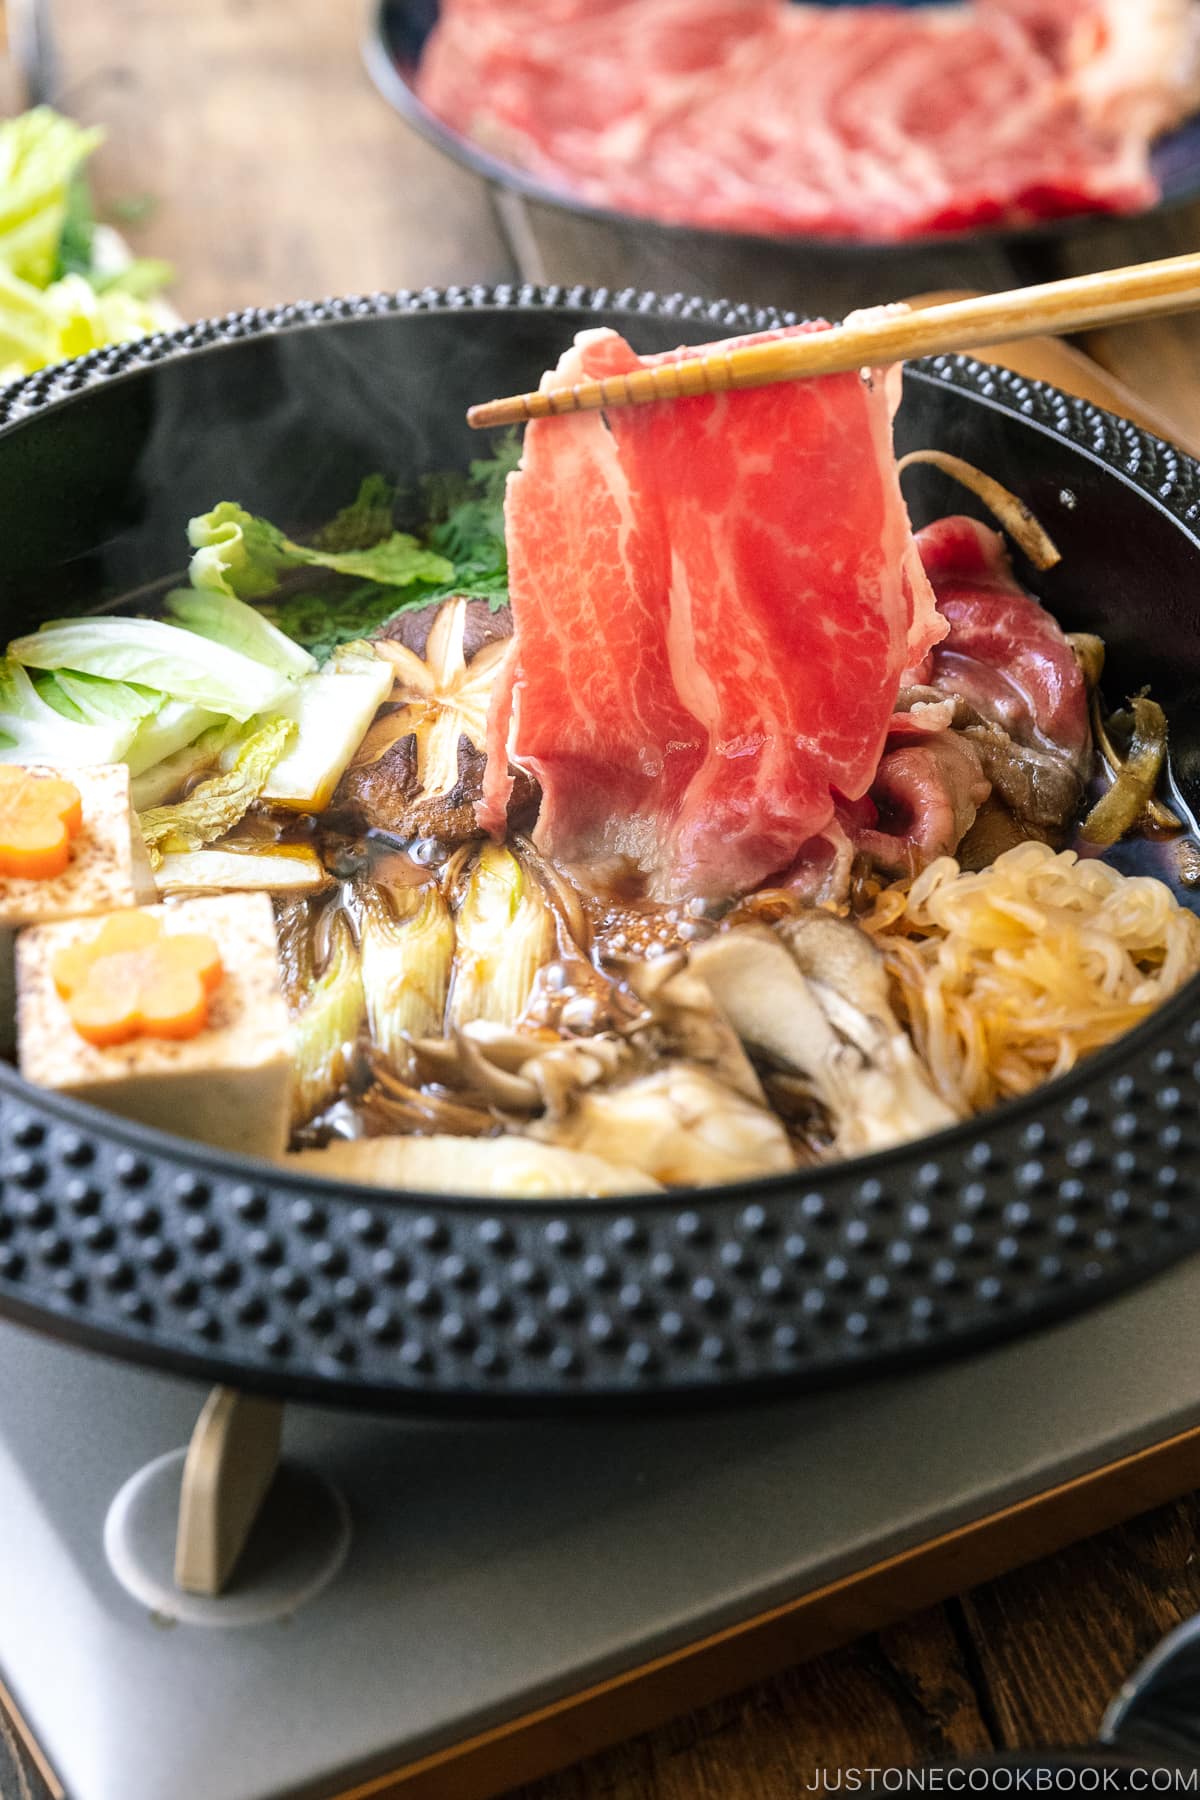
[466,251,1200,430]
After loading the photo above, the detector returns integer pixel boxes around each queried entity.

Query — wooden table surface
[5,3,1200,1796]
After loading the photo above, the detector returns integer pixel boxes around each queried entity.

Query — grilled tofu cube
[0,763,156,1052]
[16,892,292,1159]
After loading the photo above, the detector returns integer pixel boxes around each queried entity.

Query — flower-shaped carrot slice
[52,911,224,1048]
[0,766,83,879]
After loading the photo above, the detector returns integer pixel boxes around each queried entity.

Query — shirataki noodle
[863,843,1200,1116]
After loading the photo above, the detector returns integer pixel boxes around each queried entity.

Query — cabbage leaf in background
[0,107,173,381]
[0,107,101,286]
[0,265,170,378]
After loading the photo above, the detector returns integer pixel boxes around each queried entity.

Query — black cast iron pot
[1,285,1199,1414]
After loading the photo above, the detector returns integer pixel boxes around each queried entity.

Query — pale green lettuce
[125,702,226,779]
[187,501,454,599]
[9,616,292,721]
[164,587,317,680]
[0,265,170,380]
[0,107,102,288]
[36,669,162,728]
[0,658,140,763]
[0,108,173,382]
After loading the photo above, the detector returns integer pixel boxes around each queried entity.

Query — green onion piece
[448,844,555,1032]
[898,450,1061,571]
[360,882,455,1077]
[289,910,366,1127]
[1080,696,1170,847]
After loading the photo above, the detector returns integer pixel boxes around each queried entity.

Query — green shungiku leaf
[313,474,397,552]
[260,584,410,665]
[424,430,518,569]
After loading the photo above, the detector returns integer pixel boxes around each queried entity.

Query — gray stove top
[4,1256,1200,1800]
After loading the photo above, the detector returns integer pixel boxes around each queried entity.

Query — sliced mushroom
[689,926,843,1081]
[361,1060,495,1137]
[339,732,490,844]
[625,951,766,1102]
[693,917,958,1156]
[335,595,537,840]
[531,1064,794,1187]
[409,1022,633,1117]
[413,1022,556,1082]
[367,599,506,793]
[517,1031,632,1116]
[375,595,511,664]
[453,1026,543,1110]
[776,910,896,1056]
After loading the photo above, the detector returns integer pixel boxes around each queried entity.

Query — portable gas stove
[4,1249,1200,1800]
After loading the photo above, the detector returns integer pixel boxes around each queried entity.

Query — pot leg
[174,1386,284,1597]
